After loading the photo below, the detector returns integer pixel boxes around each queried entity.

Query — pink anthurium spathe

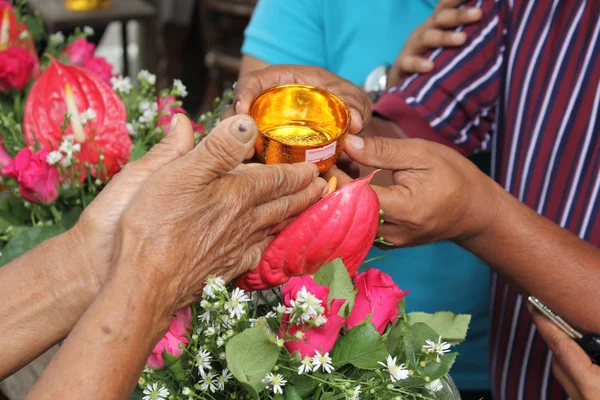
[23,60,131,179]
[237,172,380,291]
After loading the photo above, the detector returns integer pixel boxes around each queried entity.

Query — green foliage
[407,312,471,345]
[332,323,388,369]
[313,258,355,317]
[0,225,62,266]
[226,326,281,397]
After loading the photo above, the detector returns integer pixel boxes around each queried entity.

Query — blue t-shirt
[243,0,490,391]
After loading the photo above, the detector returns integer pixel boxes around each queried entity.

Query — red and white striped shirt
[374,0,600,398]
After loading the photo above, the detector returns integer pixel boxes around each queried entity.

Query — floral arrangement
[133,176,471,400]
[0,0,229,263]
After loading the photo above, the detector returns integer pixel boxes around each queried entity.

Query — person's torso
[491,1,600,398]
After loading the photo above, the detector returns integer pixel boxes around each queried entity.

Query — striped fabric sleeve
[374,0,506,156]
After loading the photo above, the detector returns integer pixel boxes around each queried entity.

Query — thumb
[344,134,422,171]
[187,115,258,181]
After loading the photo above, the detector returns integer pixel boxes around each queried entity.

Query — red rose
[63,38,96,66]
[279,276,346,358]
[345,269,409,334]
[157,95,186,134]
[1,147,59,204]
[0,47,35,91]
[83,56,113,84]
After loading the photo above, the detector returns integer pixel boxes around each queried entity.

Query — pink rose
[1,148,59,204]
[63,38,95,66]
[147,306,192,370]
[345,269,409,335]
[279,276,346,358]
[83,56,113,84]
[0,47,36,91]
[157,95,186,134]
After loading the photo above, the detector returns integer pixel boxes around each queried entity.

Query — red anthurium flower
[23,60,131,179]
[237,172,380,291]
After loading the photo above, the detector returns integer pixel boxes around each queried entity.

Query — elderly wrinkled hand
[223,65,371,136]
[324,135,502,247]
[111,114,326,311]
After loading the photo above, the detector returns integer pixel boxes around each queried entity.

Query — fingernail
[169,114,179,133]
[347,135,364,150]
[467,8,481,17]
[234,100,241,112]
[420,60,434,69]
[451,32,465,42]
[230,117,255,143]
[322,184,330,197]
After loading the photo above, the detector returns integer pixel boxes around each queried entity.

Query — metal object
[249,84,350,173]
[363,64,389,103]
[528,296,600,364]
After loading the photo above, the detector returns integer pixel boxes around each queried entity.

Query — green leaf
[0,225,63,266]
[21,14,45,39]
[128,387,144,400]
[226,326,280,397]
[386,319,407,358]
[332,323,388,369]
[407,312,471,345]
[0,210,22,231]
[58,207,83,231]
[313,258,355,317]
[129,141,148,162]
[290,375,318,397]
[284,385,302,400]
[162,350,187,383]
[397,298,406,320]
[403,322,440,368]
[422,353,458,382]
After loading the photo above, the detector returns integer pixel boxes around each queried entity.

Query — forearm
[0,230,100,379]
[27,262,171,400]
[459,183,600,333]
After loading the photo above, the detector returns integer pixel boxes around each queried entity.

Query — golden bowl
[249,84,350,173]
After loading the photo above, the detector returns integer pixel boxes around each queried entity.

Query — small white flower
[46,151,62,165]
[49,32,65,46]
[111,76,132,94]
[138,109,157,125]
[263,372,287,394]
[60,155,73,168]
[422,336,451,362]
[311,351,334,373]
[172,79,188,97]
[219,352,227,360]
[425,379,444,393]
[59,138,81,156]
[203,275,226,298]
[83,26,94,36]
[19,31,30,40]
[216,368,233,390]
[294,331,305,340]
[196,348,212,375]
[264,311,277,319]
[225,287,250,319]
[204,326,216,337]
[199,311,211,323]
[200,370,218,393]
[216,336,226,347]
[138,69,157,86]
[298,356,313,375]
[80,108,96,124]
[126,122,138,137]
[313,315,328,327]
[348,385,361,400]
[182,387,193,396]
[275,303,286,314]
[142,382,169,400]
[378,355,409,382]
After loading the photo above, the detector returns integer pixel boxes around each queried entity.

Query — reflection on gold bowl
[249,84,350,173]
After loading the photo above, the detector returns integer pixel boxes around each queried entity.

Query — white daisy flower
[60,155,73,168]
[111,76,132,94]
[216,368,233,390]
[138,69,157,86]
[80,108,96,124]
[49,32,65,46]
[142,382,169,400]
[311,351,334,373]
[196,348,212,375]
[59,138,81,156]
[348,385,361,400]
[296,286,323,319]
[172,79,188,97]
[313,315,328,327]
[199,370,218,393]
[83,26,94,36]
[204,326,216,337]
[298,356,313,375]
[19,31,30,40]
[264,311,277,319]
[199,311,211,323]
[138,109,157,125]
[378,355,409,382]
[263,372,287,394]
[275,303,286,314]
[46,151,62,165]
[225,288,250,319]
[203,275,226,298]
[425,379,444,393]
[126,122,138,137]
[422,336,451,362]
[216,336,226,347]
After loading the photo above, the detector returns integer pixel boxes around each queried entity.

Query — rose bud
[147,307,192,370]
[278,276,346,358]
[345,269,409,334]
[237,172,380,291]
